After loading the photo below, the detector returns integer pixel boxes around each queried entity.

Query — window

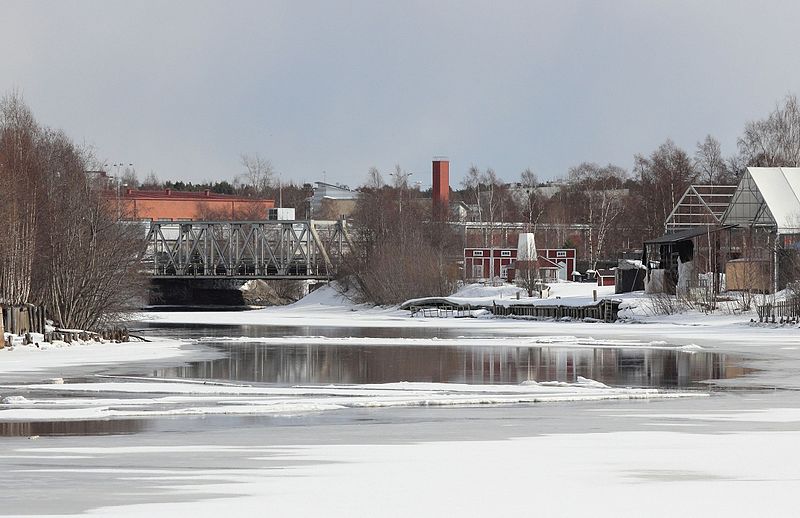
[472,264,484,279]
[556,250,567,257]
[473,250,484,257]
[500,250,512,257]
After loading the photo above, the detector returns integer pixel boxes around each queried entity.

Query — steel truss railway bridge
[143,220,352,280]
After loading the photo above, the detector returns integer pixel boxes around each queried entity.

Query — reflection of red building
[110,189,275,221]
[464,248,576,282]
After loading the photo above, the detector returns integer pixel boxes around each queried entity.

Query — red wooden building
[539,248,577,280]
[595,269,616,287]
[464,248,577,282]
[464,248,517,281]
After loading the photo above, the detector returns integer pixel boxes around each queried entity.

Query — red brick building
[110,189,275,221]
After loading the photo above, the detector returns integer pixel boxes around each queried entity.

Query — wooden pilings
[44,328,129,344]
[2,304,46,336]
[0,304,130,343]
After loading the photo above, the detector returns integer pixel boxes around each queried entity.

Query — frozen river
[1,315,799,517]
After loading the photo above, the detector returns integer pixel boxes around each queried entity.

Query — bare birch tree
[366,166,384,189]
[240,153,275,195]
[1,92,147,329]
[519,168,545,229]
[738,94,800,167]
[568,162,627,268]
[695,135,735,184]
[0,93,41,305]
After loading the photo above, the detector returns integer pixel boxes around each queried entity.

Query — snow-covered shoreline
[137,282,797,352]
[0,337,199,380]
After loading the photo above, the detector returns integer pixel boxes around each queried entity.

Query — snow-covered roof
[723,167,800,233]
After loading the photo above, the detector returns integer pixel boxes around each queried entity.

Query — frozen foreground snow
[3,282,800,517]
[4,404,800,518]
[83,429,800,517]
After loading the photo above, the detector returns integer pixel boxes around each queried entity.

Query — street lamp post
[110,162,133,220]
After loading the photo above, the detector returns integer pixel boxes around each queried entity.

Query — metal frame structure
[722,172,779,229]
[143,220,351,280]
[665,184,737,232]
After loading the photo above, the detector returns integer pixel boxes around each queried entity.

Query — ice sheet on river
[0,377,704,421]
[197,334,703,350]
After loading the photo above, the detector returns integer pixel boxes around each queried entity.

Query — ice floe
[0,377,704,421]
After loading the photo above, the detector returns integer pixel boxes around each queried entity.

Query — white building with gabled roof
[721,167,800,293]
[723,167,800,233]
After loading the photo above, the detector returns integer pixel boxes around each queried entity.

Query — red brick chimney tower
[432,157,450,220]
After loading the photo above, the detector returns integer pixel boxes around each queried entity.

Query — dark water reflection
[136,322,750,388]
[0,419,148,437]
[154,342,748,389]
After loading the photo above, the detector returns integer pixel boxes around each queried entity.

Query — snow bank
[450,283,526,299]
[0,338,193,378]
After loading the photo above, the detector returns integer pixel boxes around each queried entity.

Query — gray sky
[3,0,800,189]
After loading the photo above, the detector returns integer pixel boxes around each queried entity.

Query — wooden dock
[406,298,623,323]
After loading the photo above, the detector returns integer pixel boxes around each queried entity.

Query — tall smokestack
[432,157,449,220]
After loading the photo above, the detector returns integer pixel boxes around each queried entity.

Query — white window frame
[556,250,567,258]
[472,250,484,257]
[500,250,512,257]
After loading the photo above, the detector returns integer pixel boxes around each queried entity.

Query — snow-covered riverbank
[0,338,200,381]
[139,282,798,352]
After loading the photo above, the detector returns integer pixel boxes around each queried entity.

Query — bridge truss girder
[144,220,350,280]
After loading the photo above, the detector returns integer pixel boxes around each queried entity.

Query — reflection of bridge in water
[143,220,352,280]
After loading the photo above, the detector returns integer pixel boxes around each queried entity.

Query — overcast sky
[3,0,800,188]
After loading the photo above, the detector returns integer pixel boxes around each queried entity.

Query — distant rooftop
[114,188,273,202]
